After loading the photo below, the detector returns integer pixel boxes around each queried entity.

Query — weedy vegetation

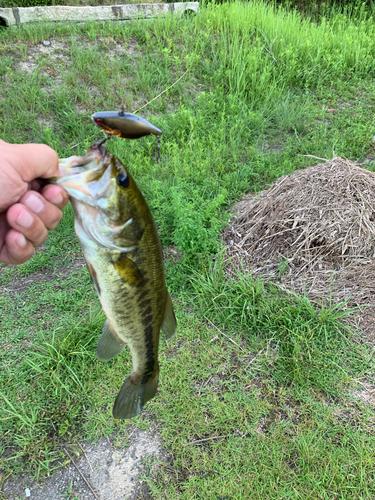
[1,1,375,498]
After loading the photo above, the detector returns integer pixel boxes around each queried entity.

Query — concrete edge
[0,2,198,27]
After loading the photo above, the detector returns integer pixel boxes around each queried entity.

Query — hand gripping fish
[54,142,177,419]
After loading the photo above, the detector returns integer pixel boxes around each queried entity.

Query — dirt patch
[15,39,72,95]
[352,382,375,406]
[96,35,140,57]
[164,244,184,262]
[1,255,86,295]
[17,40,71,70]
[223,157,375,343]
[1,427,167,500]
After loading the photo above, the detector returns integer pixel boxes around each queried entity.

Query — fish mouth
[56,143,111,205]
[58,143,107,176]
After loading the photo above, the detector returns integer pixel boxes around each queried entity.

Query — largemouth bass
[55,142,177,419]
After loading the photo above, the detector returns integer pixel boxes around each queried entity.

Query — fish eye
[117,172,130,188]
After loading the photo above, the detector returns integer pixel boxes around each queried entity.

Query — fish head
[56,143,147,251]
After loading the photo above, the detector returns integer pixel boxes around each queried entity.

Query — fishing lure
[92,109,162,162]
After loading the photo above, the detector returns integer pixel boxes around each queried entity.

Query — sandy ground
[2,428,166,499]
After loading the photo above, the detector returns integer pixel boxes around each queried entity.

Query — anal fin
[96,319,126,361]
[161,291,177,340]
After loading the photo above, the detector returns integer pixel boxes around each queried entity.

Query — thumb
[0,141,60,181]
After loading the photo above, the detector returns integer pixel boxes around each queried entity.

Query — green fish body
[56,143,176,419]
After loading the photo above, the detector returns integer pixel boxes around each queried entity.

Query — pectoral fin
[161,291,177,340]
[96,319,126,361]
[87,263,101,296]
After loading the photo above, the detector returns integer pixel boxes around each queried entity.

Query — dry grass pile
[223,158,375,337]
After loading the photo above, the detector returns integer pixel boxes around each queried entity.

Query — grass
[1,1,375,497]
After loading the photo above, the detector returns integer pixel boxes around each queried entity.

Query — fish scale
[53,143,177,419]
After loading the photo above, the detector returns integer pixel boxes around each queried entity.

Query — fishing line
[131,71,187,114]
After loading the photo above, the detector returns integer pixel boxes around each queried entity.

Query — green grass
[1,1,375,498]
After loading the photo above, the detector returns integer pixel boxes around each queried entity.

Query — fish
[92,111,162,140]
[55,142,177,419]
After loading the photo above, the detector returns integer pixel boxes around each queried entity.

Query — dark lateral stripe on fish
[139,299,151,310]
[136,286,152,311]
[142,323,156,383]
[142,315,153,328]
[136,287,156,381]
[142,305,152,317]
[137,279,149,291]
[132,276,156,349]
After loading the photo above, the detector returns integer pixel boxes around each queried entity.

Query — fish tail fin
[112,370,159,419]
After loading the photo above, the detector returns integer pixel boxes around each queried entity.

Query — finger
[21,191,64,230]
[4,142,59,180]
[0,229,35,265]
[40,185,69,209]
[6,203,48,248]
[17,190,64,231]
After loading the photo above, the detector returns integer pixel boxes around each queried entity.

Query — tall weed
[195,1,375,97]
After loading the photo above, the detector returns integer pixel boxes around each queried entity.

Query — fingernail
[16,233,27,247]
[50,193,63,205]
[24,193,44,214]
[16,209,33,228]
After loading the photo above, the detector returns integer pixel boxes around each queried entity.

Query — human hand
[0,140,69,265]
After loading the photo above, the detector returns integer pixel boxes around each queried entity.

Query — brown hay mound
[223,158,375,341]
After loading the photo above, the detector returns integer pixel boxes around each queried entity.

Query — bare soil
[2,427,168,500]
[1,255,86,295]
